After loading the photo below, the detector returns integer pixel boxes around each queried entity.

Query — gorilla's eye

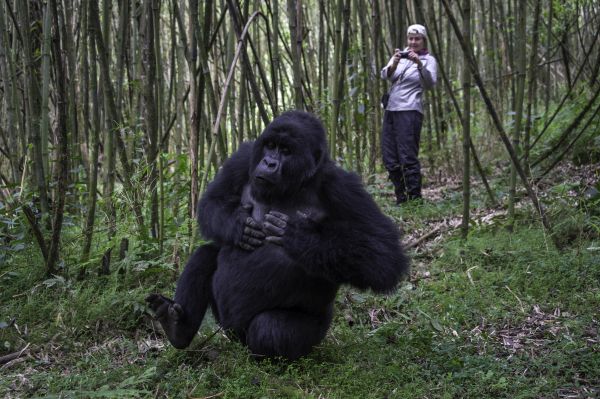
[265,141,276,150]
[280,146,291,155]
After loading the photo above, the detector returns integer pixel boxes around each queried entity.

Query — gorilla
[147,110,408,360]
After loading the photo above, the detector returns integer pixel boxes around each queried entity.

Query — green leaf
[430,319,444,332]
[350,293,366,303]
[10,243,25,251]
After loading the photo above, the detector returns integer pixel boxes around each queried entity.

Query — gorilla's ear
[314,148,324,169]
[310,143,328,178]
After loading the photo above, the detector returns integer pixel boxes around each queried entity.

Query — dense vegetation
[1,0,599,397]
[1,172,599,397]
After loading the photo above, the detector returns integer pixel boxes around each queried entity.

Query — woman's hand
[392,48,402,66]
[407,50,423,69]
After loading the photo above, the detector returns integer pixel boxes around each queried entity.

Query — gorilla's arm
[197,142,263,248]
[279,167,408,292]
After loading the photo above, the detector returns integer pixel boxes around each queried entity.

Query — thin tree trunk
[461,0,472,239]
[178,0,200,226]
[61,0,80,189]
[318,0,327,105]
[115,1,130,108]
[154,0,165,254]
[102,0,117,242]
[0,1,20,182]
[369,0,382,176]
[288,0,303,108]
[330,0,350,158]
[39,1,52,177]
[17,0,49,221]
[271,0,280,112]
[524,0,541,168]
[508,0,527,226]
[329,0,343,156]
[46,0,69,275]
[141,0,160,240]
[81,0,100,264]
[544,0,553,115]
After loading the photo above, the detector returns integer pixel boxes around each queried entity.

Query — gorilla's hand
[239,216,266,251]
[264,210,321,246]
[237,204,266,251]
[264,210,289,246]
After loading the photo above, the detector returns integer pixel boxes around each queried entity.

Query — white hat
[407,24,427,39]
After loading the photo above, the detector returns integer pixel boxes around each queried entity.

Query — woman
[381,24,437,204]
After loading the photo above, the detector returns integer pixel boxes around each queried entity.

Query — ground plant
[1,164,599,398]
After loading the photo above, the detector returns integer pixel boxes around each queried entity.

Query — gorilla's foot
[146,293,196,349]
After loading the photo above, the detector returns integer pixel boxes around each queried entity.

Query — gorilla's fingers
[238,228,264,251]
[146,293,167,310]
[296,211,309,219]
[238,235,262,250]
[265,213,288,228]
[168,303,184,321]
[263,221,285,237]
[267,211,289,223]
[238,242,256,251]
[265,235,284,246]
[237,216,265,251]
[264,212,288,238]
[244,225,266,239]
[242,235,263,247]
[295,210,322,226]
[145,293,161,308]
[245,217,262,229]
[146,293,174,319]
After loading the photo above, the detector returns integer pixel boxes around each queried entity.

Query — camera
[399,51,410,59]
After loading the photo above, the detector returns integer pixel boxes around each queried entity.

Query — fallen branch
[0,343,30,366]
[405,226,443,249]
[403,205,510,249]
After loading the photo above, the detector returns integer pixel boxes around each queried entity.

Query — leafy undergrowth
[1,164,599,398]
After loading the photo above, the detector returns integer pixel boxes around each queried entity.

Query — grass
[1,175,599,398]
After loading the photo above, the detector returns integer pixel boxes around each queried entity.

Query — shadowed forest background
[0,1,599,398]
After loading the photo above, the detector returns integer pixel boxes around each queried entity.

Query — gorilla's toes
[145,293,193,349]
[145,293,172,315]
[168,303,184,321]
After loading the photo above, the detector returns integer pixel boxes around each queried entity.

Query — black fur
[147,111,408,360]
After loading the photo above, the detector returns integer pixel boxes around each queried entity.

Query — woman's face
[407,34,425,52]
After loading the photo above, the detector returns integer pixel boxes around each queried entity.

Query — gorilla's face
[250,111,328,201]
[253,139,293,186]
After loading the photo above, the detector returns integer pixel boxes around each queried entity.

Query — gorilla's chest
[211,185,330,324]
[240,184,325,223]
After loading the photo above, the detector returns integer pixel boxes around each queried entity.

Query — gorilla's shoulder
[208,142,254,192]
[221,142,254,173]
[320,162,364,191]
[317,163,374,211]
[224,141,254,166]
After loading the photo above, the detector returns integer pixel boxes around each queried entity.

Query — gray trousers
[382,110,423,200]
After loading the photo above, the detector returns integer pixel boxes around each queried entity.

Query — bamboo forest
[0,0,599,397]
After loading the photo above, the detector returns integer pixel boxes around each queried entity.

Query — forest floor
[1,162,599,398]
